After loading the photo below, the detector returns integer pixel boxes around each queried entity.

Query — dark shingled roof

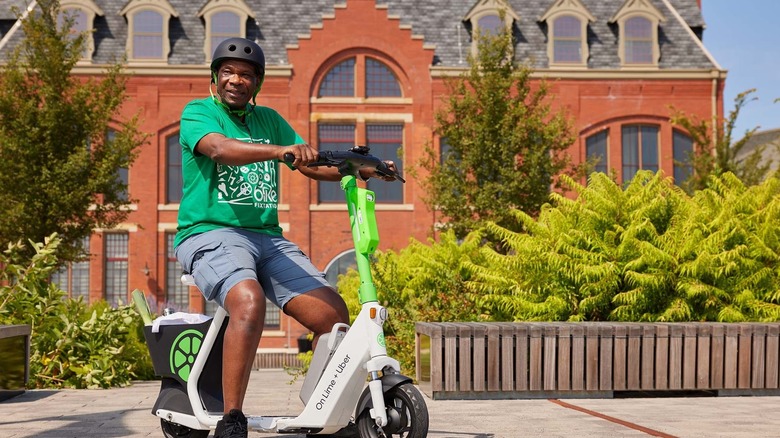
[0,0,717,70]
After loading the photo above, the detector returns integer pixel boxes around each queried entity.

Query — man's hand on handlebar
[359,161,398,182]
[279,144,319,168]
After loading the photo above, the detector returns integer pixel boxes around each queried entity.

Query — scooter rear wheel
[161,419,210,438]
[356,383,429,438]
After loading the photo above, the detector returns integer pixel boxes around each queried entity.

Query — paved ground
[1,369,779,437]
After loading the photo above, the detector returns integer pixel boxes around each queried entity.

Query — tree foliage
[0,235,154,388]
[417,14,575,238]
[0,0,146,262]
[671,89,772,191]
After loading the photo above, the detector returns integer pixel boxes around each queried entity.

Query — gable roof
[0,0,717,70]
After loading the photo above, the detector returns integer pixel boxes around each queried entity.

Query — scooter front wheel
[356,383,429,438]
[161,419,210,438]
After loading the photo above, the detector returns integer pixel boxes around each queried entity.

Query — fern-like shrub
[0,235,154,389]
[468,171,780,322]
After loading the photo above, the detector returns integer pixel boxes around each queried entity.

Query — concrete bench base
[0,325,31,402]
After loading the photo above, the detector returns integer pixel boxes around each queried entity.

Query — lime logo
[376,332,386,347]
[169,329,204,382]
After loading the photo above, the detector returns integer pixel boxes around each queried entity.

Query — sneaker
[214,409,248,438]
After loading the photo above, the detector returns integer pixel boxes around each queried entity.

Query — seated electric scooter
[134,146,429,438]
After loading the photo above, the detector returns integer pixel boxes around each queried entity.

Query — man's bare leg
[222,279,266,413]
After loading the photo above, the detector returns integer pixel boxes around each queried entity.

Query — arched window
[610,0,664,67]
[319,58,355,97]
[586,130,609,174]
[540,0,594,67]
[133,10,164,59]
[166,133,183,204]
[198,0,253,61]
[324,250,356,287]
[314,54,408,204]
[463,0,519,58]
[120,0,178,62]
[59,0,103,61]
[673,130,694,186]
[624,17,653,64]
[622,125,658,182]
[366,58,401,97]
[552,15,582,63]
[477,14,503,36]
[211,11,241,51]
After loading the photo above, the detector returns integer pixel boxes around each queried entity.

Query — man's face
[216,59,260,110]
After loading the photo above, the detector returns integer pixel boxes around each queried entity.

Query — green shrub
[467,171,780,322]
[0,234,154,388]
[338,232,486,375]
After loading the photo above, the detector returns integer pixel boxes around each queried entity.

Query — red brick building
[0,0,724,350]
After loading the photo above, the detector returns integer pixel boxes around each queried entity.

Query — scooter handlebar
[282,148,405,183]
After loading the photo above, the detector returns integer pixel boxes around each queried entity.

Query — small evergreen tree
[418,14,575,238]
[671,89,771,191]
[0,0,147,262]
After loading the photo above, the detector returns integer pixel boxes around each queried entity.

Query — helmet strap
[209,81,254,118]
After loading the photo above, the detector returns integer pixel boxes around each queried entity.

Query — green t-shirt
[175,98,302,248]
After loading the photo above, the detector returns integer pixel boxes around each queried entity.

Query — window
[166,134,183,204]
[132,10,164,59]
[624,17,653,64]
[586,130,608,174]
[319,58,355,97]
[552,16,582,63]
[198,0,253,61]
[477,14,503,36]
[120,0,178,62]
[51,237,90,301]
[324,250,356,287]
[317,124,355,203]
[673,130,694,186]
[540,0,594,67]
[314,54,408,204]
[104,233,128,307]
[463,0,519,57]
[59,0,103,61]
[622,125,658,183]
[366,124,403,203]
[366,58,401,98]
[166,233,188,312]
[107,129,129,202]
[316,123,404,204]
[610,0,664,67]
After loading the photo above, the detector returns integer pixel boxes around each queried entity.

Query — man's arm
[196,132,399,182]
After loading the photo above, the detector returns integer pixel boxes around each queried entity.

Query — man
[175,38,396,438]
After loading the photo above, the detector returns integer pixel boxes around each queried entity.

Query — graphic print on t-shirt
[215,137,278,210]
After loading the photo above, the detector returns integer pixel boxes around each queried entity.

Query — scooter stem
[342,175,380,304]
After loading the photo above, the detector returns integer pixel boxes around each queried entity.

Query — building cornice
[430,66,728,80]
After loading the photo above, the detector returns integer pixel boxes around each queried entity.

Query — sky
[700,0,780,136]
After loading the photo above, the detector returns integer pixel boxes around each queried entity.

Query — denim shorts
[175,228,332,309]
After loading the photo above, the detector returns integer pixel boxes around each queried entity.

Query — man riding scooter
[173,37,398,438]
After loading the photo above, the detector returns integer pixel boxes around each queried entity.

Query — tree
[417,14,575,238]
[0,0,146,262]
[671,89,771,191]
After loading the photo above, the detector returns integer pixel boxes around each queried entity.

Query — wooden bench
[415,322,780,400]
[0,324,31,401]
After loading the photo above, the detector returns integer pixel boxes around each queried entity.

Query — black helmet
[210,38,266,87]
